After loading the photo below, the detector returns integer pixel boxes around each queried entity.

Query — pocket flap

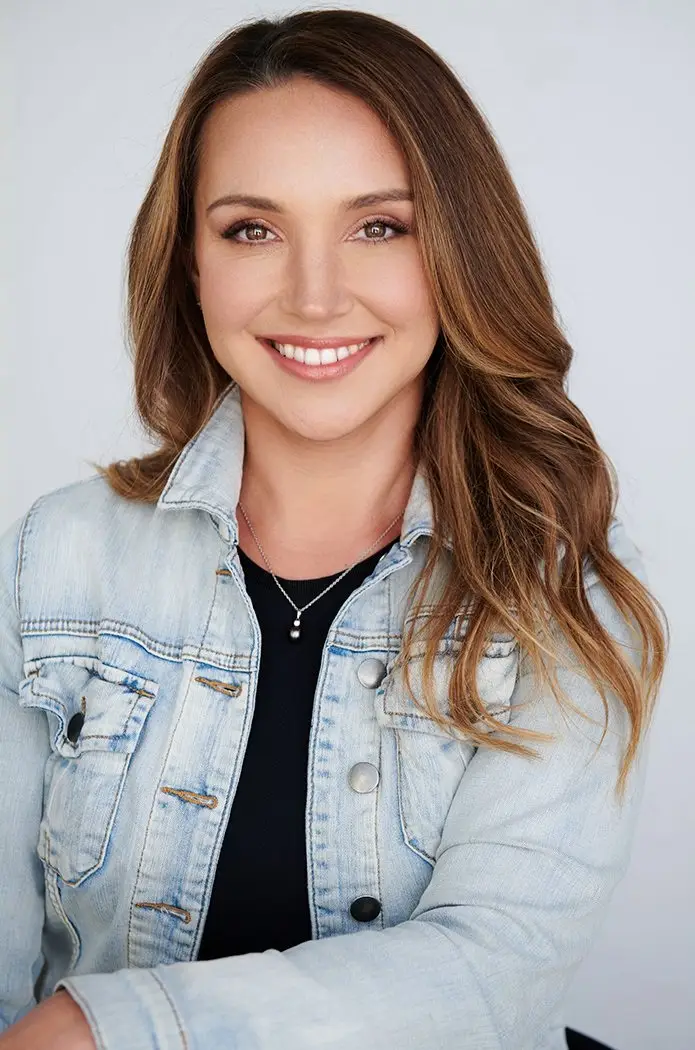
[377,638,519,736]
[19,659,159,757]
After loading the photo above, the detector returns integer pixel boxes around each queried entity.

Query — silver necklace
[237,501,404,642]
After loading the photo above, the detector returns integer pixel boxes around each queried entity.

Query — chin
[279,401,380,443]
[236,366,423,444]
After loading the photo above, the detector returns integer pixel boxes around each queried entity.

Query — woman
[0,8,668,1050]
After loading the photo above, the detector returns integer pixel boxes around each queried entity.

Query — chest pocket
[18,658,159,886]
[376,637,519,866]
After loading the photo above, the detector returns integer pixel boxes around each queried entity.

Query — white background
[2,2,693,1047]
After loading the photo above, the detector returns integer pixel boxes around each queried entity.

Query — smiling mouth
[264,337,377,365]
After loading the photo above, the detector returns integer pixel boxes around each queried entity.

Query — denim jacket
[0,381,651,1049]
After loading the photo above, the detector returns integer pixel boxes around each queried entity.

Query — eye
[220,216,411,245]
[221,220,276,243]
[354,217,411,244]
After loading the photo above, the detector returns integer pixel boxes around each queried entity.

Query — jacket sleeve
[56,526,655,1050]
[0,513,50,1030]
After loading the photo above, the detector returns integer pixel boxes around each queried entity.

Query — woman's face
[192,76,440,443]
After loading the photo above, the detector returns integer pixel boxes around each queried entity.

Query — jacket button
[66,712,85,744]
[347,762,380,793]
[356,657,386,689]
[350,896,382,923]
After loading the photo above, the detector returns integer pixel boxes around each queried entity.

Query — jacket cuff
[55,969,186,1050]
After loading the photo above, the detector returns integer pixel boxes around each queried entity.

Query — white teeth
[270,338,373,364]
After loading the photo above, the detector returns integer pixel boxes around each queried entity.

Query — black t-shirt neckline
[237,538,396,604]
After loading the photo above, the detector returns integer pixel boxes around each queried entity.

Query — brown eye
[222,221,275,242]
[356,217,410,244]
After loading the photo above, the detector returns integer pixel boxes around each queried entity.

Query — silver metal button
[348,762,380,793]
[357,657,387,689]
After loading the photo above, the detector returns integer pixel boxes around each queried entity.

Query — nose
[278,238,352,322]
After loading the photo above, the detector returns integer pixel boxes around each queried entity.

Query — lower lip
[258,337,381,380]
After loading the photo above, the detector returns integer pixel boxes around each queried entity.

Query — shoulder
[569,515,652,679]
[2,472,154,561]
[514,516,651,683]
[26,472,154,534]
[582,515,649,591]
[0,474,159,617]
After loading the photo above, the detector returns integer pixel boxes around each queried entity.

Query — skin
[0,991,95,1048]
[192,74,441,578]
[0,75,441,1047]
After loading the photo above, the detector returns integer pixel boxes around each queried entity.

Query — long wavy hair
[91,8,669,800]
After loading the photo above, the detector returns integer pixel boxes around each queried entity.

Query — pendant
[289,614,302,642]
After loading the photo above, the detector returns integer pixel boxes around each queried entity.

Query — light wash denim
[0,381,651,1049]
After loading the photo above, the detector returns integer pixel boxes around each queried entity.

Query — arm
[0,514,50,1031]
[0,991,95,1049]
[54,532,654,1050]
[0,514,97,1047]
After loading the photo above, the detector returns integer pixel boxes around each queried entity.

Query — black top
[195,537,396,960]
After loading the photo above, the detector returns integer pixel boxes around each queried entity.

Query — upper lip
[259,335,379,349]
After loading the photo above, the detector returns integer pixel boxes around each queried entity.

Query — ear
[190,258,200,299]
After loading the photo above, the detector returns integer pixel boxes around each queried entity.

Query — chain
[237,501,404,618]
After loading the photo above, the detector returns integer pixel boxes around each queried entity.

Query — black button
[350,896,382,923]
[66,712,85,744]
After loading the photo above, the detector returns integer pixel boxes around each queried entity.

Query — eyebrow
[205,188,413,216]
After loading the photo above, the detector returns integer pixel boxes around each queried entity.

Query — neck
[236,388,421,579]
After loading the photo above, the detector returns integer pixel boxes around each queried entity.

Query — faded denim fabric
[0,381,651,1049]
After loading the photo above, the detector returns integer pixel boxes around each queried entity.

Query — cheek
[206,268,265,329]
[195,235,266,327]
[373,257,437,328]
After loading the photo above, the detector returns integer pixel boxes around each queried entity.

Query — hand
[0,990,97,1050]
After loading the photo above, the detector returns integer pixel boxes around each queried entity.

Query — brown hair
[91,7,669,799]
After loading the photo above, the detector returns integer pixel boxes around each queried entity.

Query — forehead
[195,78,409,204]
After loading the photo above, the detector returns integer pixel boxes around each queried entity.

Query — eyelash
[220,216,411,246]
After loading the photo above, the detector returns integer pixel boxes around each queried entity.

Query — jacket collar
[158,380,447,550]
